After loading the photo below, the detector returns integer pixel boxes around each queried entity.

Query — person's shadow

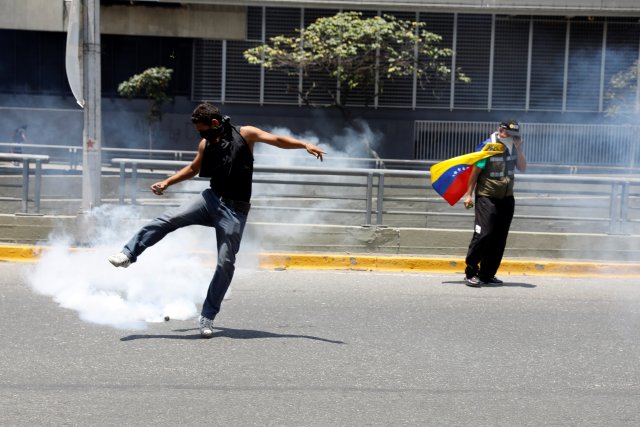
[120,326,346,344]
[442,280,537,288]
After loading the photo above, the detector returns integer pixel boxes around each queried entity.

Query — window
[492,16,530,110]
[454,14,492,109]
[530,18,566,111]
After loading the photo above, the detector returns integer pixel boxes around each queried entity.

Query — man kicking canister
[108,103,325,337]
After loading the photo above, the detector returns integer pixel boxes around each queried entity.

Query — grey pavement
[1,263,639,426]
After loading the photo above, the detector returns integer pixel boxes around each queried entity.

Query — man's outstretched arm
[240,125,325,161]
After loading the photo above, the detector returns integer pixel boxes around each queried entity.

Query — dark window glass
[102,35,192,97]
[0,30,16,93]
[530,18,566,111]
[603,21,640,112]
[567,21,603,112]
[377,11,416,108]
[416,12,454,109]
[492,16,529,110]
[263,7,300,105]
[454,14,492,109]
[192,39,222,101]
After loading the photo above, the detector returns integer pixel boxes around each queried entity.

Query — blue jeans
[121,188,248,320]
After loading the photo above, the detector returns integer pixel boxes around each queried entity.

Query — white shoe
[108,252,131,268]
[199,315,214,338]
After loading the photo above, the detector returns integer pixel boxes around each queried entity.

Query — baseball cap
[499,119,520,136]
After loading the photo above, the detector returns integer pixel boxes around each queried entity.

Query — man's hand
[513,135,524,150]
[305,143,325,161]
[150,182,168,195]
[463,194,474,209]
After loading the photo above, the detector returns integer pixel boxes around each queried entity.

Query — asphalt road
[1,263,639,426]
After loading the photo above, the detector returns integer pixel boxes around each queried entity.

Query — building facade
[1,0,640,159]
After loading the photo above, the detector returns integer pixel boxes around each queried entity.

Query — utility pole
[81,0,102,211]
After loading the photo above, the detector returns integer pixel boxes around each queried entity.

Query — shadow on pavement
[442,280,537,289]
[121,326,346,344]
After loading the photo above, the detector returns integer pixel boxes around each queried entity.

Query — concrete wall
[156,0,640,15]
[0,0,246,40]
[100,4,246,40]
[0,0,65,32]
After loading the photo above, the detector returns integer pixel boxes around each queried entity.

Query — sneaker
[199,315,214,338]
[483,276,504,284]
[108,252,131,268]
[464,276,484,287]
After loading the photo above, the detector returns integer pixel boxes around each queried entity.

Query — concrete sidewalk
[1,243,638,278]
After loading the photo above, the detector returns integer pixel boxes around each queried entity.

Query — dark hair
[191,103,222,125]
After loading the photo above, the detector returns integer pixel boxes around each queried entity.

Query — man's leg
[200,204,247,323]
[479,196,515,280]
[118,191,214,264]
[465,196,498,279]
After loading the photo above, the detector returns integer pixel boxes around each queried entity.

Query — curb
[258,252,640,278]
[1,244,638,277]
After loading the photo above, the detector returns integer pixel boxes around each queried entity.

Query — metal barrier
[6,133,640,173]
[0,142,431,170]
[414,120,640,171]
[111,158,640,235]
[0,142,192,169]
[0,153,49,213]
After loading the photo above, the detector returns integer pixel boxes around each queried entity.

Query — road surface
[1,263,639,426]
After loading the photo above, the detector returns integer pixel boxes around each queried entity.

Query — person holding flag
[430,119,526,287]
[463,119,526,286]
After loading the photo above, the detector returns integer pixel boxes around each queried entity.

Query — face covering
[199,116,231,141]
[498,135,514,152]
[199,126,223,141]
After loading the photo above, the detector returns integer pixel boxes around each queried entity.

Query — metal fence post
[118,162,125,204]
[34,159,42,214]
[21,159,30,213]
[608,182,620,235]
[131,164,138,204]
[365,172,373,225]
[619,182,630,234]
[376,173,385,225]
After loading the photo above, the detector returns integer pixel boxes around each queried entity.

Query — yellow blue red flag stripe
[430,142,505,206]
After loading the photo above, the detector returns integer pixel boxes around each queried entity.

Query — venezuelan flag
[430,142,505,206]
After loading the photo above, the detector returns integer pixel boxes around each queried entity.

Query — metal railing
[0,142,418,170]
[0,153,49,213]
[415,121,640,171]
[111,158,640,235]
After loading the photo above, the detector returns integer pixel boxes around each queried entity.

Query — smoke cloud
[25,122,380,330]
[26,204,224,330]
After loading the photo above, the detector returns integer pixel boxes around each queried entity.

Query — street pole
[81,0,102,211]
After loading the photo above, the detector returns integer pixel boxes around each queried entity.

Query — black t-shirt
[199,127,254,202]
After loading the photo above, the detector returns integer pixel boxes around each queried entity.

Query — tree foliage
[118,66,173,124]
[244,11,470,112]
[118,66,173,153]
[606,60,639,117]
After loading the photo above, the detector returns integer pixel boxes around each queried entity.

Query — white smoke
[26,204,224,330]
[25,122,382,330]
[255,120,383,168]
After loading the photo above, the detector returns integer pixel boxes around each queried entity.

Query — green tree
[606,60,639,117]
[244,11,470,117]
[118,66,173,153]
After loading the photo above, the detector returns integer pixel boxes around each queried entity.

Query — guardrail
[4,140,640,174]
[111,158,640,235]
[0,153,49,213]
[0,141,431,170]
